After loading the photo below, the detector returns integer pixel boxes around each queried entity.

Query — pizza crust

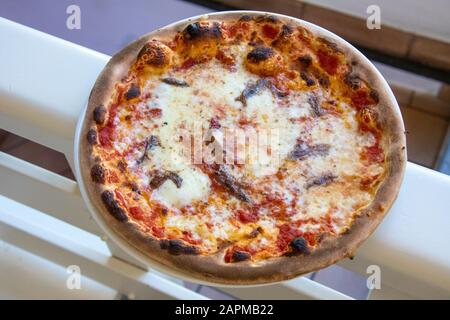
[78,12,406,285]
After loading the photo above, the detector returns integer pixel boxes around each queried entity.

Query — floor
[0,0,448,299]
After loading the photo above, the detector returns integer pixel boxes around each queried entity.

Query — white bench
[1,17,449,299]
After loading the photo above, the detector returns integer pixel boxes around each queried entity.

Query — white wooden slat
[0,150,186,284]
[0,151,101,236]
[0,194,207,300]
[221,277,353,300]
[367,284,417,300]
[0,238,117,300]
[0,239,118,299]
[0,17,109,157]
[338,162,450,298]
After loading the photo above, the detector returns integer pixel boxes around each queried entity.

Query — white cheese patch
[152,167,210,208]
[106,43,385,253]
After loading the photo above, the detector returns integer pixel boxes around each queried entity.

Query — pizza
[79,12,406,284]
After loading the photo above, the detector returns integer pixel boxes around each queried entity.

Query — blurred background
[0,0,449,299]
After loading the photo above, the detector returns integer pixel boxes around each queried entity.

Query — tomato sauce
[351,90,375,110]
[98,102,120,147]
[179,58,197,70]
[215,50,235,67]
[317,50,339,75]
[224,21,249,38]
[277,223,318,251]
[181,231,203,245]
[107,170,119,183]
[277,223,301,250]
[151,226,165,238]
[209,117,221,129]
[98,126,113,147]
[363,144,384,163]
[114,189,127,208]
[224,249,233,263]
[262,24,279,39]
[237,208,259,224]
[129,206,145,220]
[148,108,162,118]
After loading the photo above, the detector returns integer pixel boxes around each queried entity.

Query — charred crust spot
[183,22,222,40]
[271,24,293,47]
[247,46,274,63]
[238,14,252,22]
[90,164,105,184]
[209,22,223,38]
[318,37,341,52]
[124,84,140,100]
[255,15,279,24]
[370,89,379,103]
[184,22,201,39]
[344,72,361,90]
[93,105,106,124]
[298,55,312,68]
[87,128,97,145]
[281,24,294,36]
[160,239,199,255]
[101,191,128,222]
[232,251,251,262]
[290,237,310,254]
[160,239,169,249]
[137,41,171,67]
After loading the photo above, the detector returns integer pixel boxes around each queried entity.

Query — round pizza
[79,12,406,285]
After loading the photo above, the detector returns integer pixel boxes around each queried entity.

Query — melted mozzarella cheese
[153,167,210,208]
[106,43,385,254]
